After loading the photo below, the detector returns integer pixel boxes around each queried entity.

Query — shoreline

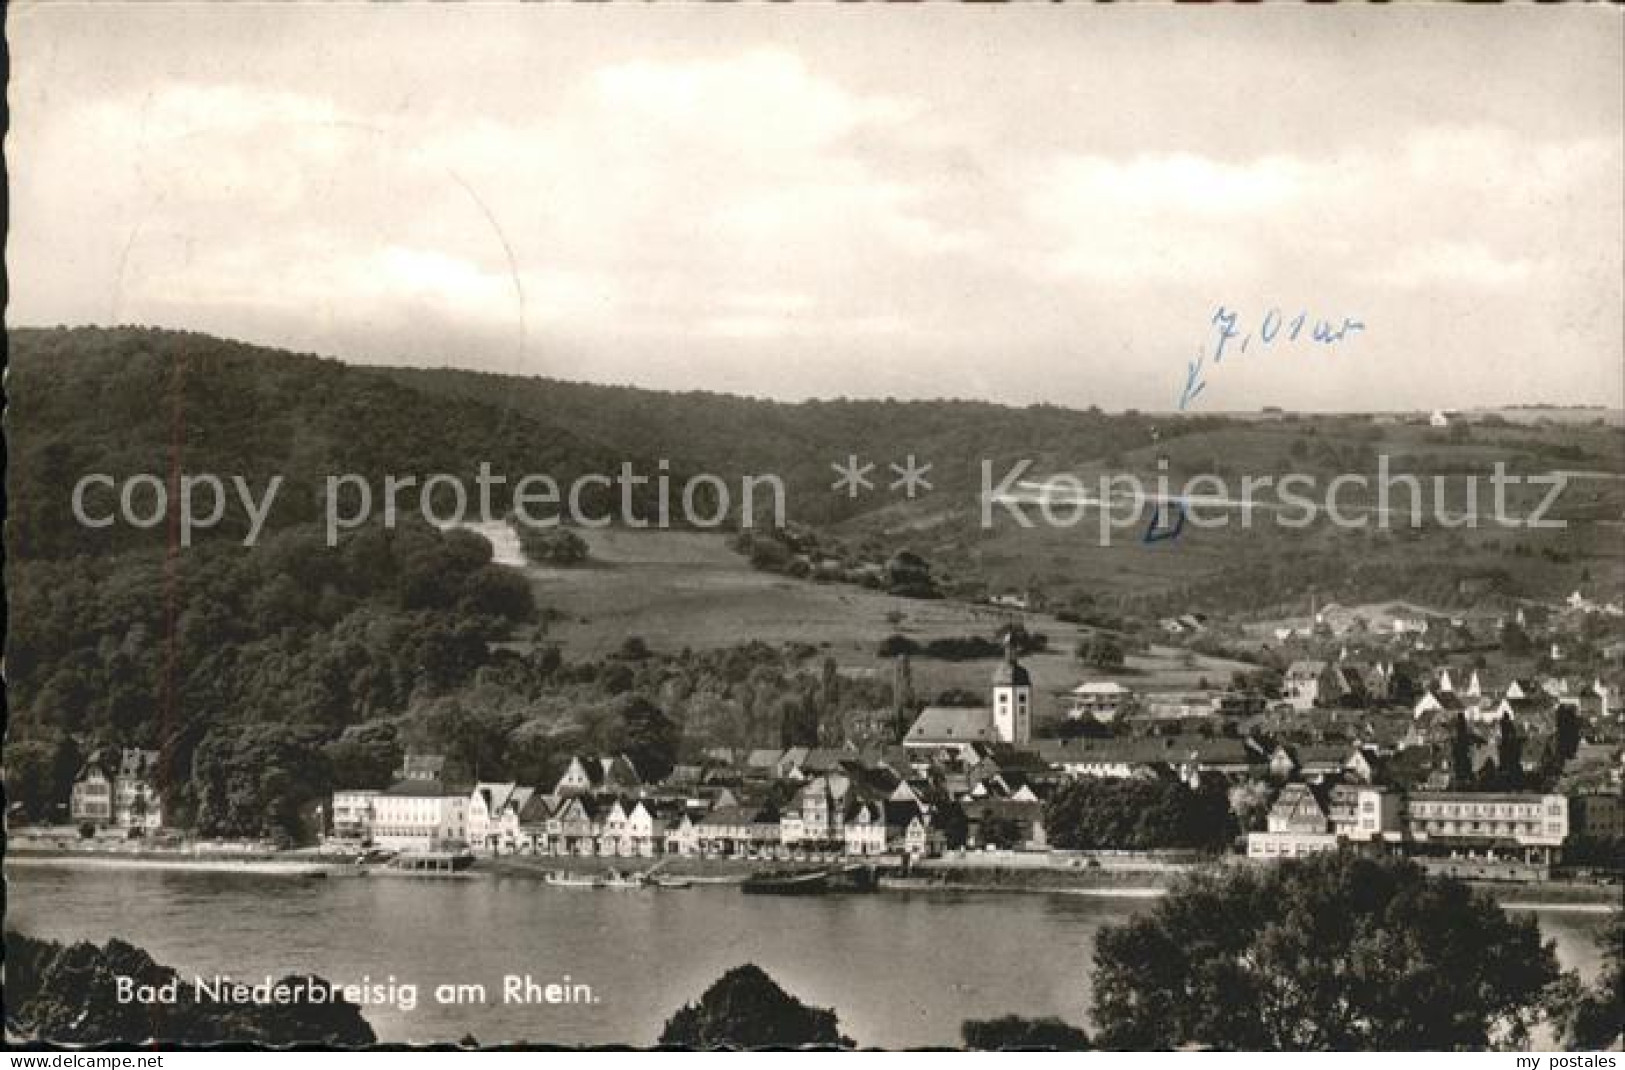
[10,850,1619,910]
[3,853,345,876]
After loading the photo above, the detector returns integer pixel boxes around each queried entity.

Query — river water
[5,867,1612,1047]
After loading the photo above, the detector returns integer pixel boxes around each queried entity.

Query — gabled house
[1493,692,1559,726]
[666,812,701,856]
[1247,783,1338,859]
[515,792,558,854]
[553,755,643,797]
[775,747,812,780]
[599,798,663,857]
[68,762,113,827]
[1414,687,1465,720]
[743,749,785,778]
[71,749,163,831]
[1343,746,1387,785]
[543,794,601,856]
[1285,660,1330,711]
[468,782,522,853]
[1269,743,1347,783]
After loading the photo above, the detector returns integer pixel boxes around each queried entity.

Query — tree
[884,550,937,598]
[512,524,589,567]
[1450,711,1476,789]
[891,654,915,742]
[1044,777,1233,851]
[5,932,376,1046]
[191,725,333,842]
[1553,915,1623,1050]
[979,814,1023,850]
[324,723,403,791]
[1227,781,1273,834]
[5,738,62,823]
[778,693,820,749]
[1495,713,1525,790]
[1076,634,1125,672]
[1501,621,1533,657]
[659,964,847,1049]
[1091,854,1561,1050]
[962,1015,1090,1050]
[619,694,681,783]
[934,802,969,850]
[1553,704,1581,765]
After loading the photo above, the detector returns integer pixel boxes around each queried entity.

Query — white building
[468,782,536,854]
[330,790,379,842]
[371,781,470,853]
[1246,784,1339,859]
[1066,681,1134,722]
[70,749,164,831]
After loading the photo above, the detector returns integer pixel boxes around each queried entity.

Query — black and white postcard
[4,3,1622,1055]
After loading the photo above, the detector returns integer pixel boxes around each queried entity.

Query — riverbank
[12,846,1618,909]
[1474,880,1623,911]
[486,855,758,882]
[886,864,1185,897]
[3,853,348,877]
[479,854,1183,896]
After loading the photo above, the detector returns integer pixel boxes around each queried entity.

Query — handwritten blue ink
[1178,350,1207,411]
[1210,307,1241,362]
[1143,500,1186,544]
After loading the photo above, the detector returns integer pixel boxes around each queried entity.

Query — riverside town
[6,1,1622,1058]
[19,626,1623,883]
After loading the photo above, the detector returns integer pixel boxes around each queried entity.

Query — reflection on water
[5,868,1612,1047]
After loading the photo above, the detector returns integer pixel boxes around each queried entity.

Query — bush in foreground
[659,963,848,1049]
[961,1015,1091,1050]
[5,931,376,1046]
[1091,853,1562,1050]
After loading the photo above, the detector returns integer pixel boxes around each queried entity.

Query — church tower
[991,631,1033,745]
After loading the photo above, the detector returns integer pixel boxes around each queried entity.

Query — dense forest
[1,328,913,834]
[382,363,1194,527]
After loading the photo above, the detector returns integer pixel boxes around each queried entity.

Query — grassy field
[507,529,1251,722]
[837,414,1625,613]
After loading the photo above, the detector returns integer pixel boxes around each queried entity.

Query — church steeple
[991,630,1032,745]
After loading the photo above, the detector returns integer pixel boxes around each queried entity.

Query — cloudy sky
[9,5,1621,411]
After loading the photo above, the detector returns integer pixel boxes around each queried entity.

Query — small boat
[387,849,476,875]
[651,875,693,889]
[545,870,604,888]
[741,869,830,896]
[683,873,751,886]
[602,869,648,889]
[826,864,880,893]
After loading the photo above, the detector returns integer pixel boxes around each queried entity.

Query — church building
[904,633,1034,751]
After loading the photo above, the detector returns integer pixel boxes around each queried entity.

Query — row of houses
[1285,659,1615,721]
[1063,663,1614,729]
[331,769,941,860]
